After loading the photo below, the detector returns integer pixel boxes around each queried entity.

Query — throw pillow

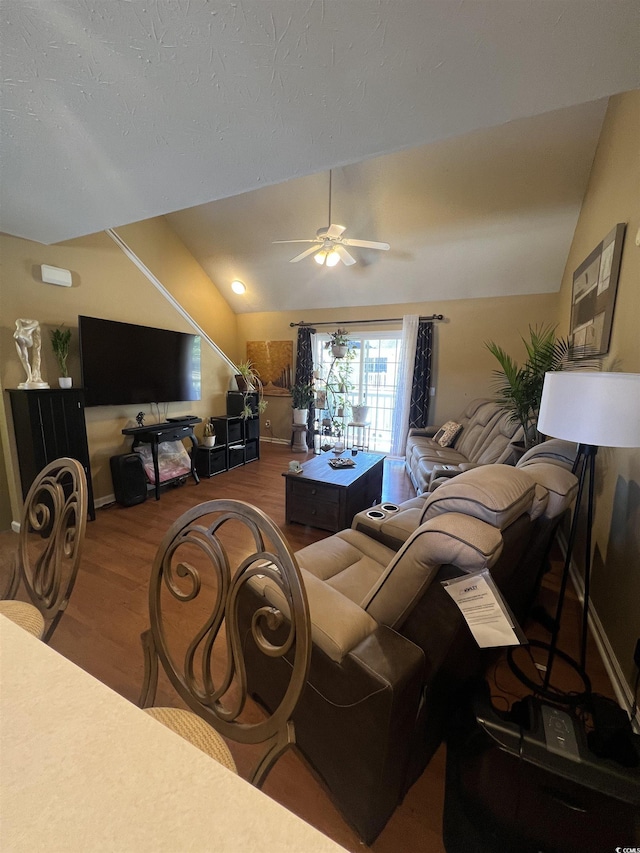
[437,420,462,447]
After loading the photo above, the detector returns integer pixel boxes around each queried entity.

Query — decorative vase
[351,405,369,424]
[235,375,253,392]
[58,377,72,389]
[203,436,216,448]
[293,408,308,425]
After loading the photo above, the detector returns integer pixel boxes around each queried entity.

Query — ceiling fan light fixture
[275,169,389,265]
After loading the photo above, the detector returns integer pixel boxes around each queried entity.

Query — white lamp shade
[538,372,640,448]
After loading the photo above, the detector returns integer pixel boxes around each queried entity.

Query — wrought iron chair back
[139,499,311,787]
[1,457,87,641]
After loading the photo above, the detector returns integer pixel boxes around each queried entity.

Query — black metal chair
[0,457,87,641]
[139,499,311,784]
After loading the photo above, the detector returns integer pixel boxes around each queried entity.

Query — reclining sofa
[240,455,578,843]
[405,397,524,494]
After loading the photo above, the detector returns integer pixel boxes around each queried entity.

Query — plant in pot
[351,401,370,424]
[50,326,72,388]
[485,324,570,452]
[325,329,350,358]
[234,359,268,420]
[291,382,315,425]
[202,420,216,448]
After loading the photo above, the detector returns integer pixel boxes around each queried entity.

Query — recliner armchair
[239,464,570,842]
[352,438,578,552]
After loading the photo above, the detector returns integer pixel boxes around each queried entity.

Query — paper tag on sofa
[442,570,526,648]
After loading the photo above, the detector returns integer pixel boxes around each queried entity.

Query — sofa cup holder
[366,510,387,520]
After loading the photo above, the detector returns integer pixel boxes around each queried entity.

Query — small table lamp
[535,371,640,698]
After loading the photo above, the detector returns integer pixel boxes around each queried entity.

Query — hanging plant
[233,359,268,419]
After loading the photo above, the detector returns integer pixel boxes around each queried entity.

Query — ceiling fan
[273,170,390,266]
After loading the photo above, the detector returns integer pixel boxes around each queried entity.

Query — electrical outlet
[264,419,271,429]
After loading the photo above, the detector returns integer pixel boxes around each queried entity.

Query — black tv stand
[122,418,202,500]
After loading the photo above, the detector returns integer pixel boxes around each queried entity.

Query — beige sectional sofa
[405,397,524,494]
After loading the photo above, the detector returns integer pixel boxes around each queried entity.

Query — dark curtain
[295,327,315,447]
[409,320,433,428]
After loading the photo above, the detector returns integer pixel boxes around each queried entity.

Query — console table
[122,418,201,500]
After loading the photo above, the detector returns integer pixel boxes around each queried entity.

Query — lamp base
[507,640,591,705]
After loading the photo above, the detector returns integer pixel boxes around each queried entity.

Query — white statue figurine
[14,319,50,389]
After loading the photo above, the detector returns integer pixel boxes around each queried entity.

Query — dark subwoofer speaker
[110,453,147,507]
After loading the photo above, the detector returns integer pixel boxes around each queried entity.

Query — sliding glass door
[314,332,403,454]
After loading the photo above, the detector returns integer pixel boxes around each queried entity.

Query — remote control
[541,705,581,761]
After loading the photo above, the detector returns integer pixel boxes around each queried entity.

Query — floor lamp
[526,371,640,701]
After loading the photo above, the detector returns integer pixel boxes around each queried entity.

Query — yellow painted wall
[237,292,560,442]
[0,223,237,519]
[555,90,640,687]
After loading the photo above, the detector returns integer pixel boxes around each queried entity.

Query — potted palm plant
[485,324,569,451]
[291,382,315,425]
[50,326,72,388]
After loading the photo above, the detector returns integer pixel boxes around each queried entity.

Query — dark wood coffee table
[283,452,385,532]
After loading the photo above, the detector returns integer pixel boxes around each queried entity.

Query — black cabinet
[226,391,258,417]
[194,444,227,478]
[211,412,260,471]
[8,388,95,520]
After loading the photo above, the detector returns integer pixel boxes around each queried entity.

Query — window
[314,332,403,454]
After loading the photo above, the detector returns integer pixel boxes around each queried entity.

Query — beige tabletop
[0,615,346,853]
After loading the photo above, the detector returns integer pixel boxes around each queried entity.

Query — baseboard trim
[558,530,639,732]
[95,494,116,509]
[260,436,292,446]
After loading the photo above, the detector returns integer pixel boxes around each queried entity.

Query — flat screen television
[79,316,201,407]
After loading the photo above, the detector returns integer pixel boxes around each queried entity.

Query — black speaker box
[110,453,147,507]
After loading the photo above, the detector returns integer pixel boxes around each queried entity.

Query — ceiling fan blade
[325,223,346,239]
[273,239,319,244]
[342,238,390,250]
[290,245,322,263]
[335,245,356,266]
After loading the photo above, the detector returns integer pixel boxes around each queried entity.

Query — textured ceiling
[1,1,638,311]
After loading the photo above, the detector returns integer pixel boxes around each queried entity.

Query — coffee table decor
[329,458,355,469]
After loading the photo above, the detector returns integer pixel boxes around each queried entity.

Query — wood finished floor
[1,442,616,853]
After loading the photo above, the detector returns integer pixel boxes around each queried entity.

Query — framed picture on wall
[569,223,626,359]
[246,340,293,396]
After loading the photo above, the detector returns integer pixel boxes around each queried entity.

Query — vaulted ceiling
[2,1,638,313]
